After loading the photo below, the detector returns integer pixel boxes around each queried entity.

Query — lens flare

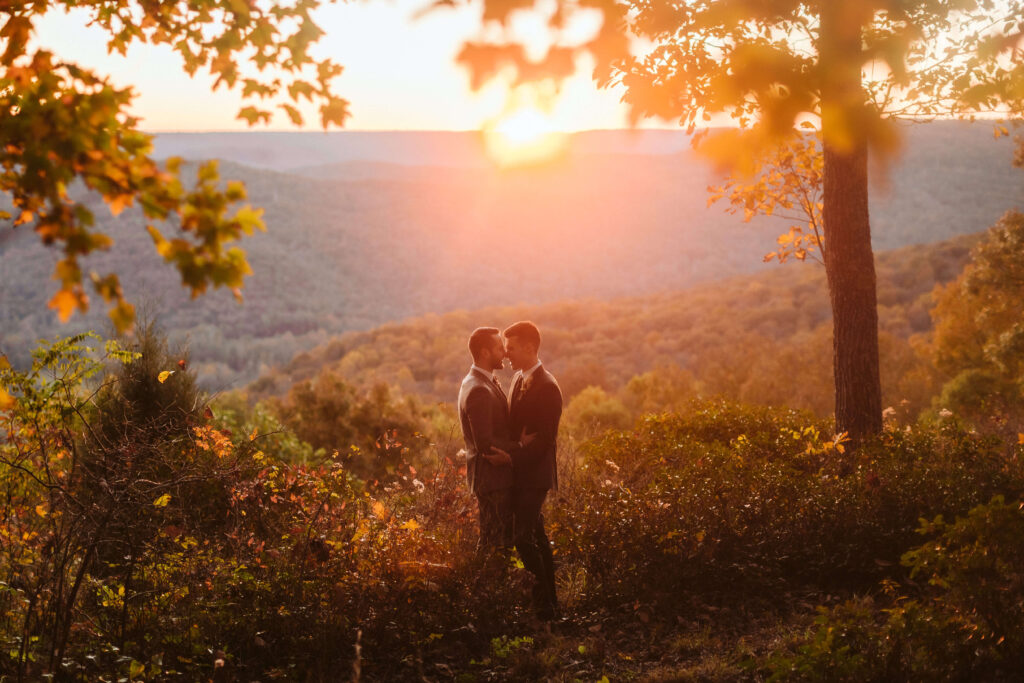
[484,107,567,167]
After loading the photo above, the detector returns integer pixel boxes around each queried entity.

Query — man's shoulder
[537,366,561,391]
[459,371,482,403]
[462,377,492,402]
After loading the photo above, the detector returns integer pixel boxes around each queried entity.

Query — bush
[5,339,1023,680]
[764,495,1024,681]
[550,401,1023,612]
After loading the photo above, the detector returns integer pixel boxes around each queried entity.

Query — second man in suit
[503,321,562,619]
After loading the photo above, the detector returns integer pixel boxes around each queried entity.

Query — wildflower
[412,478,425,493]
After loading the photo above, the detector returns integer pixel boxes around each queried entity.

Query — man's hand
[484,447,512,467]
[519,427,536,447]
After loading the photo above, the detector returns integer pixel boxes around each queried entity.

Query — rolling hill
[249,232,979,418]
[0,122,1019,391]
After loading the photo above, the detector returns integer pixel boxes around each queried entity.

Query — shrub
[550,401,1023,611]
[763,495,1024,681]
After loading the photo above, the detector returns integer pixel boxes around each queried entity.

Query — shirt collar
[471,364,495,379]
[521,360,542,381]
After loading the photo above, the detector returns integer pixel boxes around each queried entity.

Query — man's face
[504,335,534,371]
[483,333,505,371]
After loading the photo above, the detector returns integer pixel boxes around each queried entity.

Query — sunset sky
[34,0,642,133]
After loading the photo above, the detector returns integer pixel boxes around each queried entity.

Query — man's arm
[465,387,519,462]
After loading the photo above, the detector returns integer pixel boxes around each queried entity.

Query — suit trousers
[513,487,556,607]
[476,488,513,550]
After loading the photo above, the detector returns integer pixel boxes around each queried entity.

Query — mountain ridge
[1,122,1019,391]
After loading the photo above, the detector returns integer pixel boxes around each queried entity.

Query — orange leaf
[48,289,80,322]
[371,500,390,520]
[108,193,134,216]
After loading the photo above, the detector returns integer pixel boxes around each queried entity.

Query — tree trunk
[820,0,883,444]
[822,143,882,442]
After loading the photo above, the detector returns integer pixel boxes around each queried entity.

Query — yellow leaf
[153,493,172,507]
[400,519,421,531]
[35,503,47,518]
[157,370,174,383]
[0,387,14,411]
[109,300,135,333]
[1018,433,1024,445]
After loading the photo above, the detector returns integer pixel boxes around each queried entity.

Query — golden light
[483,107,568,167]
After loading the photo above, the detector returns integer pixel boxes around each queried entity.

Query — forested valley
[2,123,1018,390]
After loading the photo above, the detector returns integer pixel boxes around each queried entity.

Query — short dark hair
[503,321,541,351]
[468,327,500,361]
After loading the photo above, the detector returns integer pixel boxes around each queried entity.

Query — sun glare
[484,107,568,167]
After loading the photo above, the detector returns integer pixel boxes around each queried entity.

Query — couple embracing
[457,321,562,620]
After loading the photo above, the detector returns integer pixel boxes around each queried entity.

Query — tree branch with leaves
[0,0,348,332]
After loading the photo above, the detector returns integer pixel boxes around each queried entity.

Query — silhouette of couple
[457,321,562,620]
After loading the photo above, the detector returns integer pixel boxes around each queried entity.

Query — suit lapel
[509,373,523,415]
[473,366,511,408]
[520,365,542,400]
[492,376,508,403]
[511,365,543,419]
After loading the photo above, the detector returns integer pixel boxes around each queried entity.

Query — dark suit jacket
[458,367,519,494]
[509,365,562,491]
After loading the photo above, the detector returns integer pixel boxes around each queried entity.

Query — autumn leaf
[0,387,14,412]
[157,370,174,383]
[48,289,80,322]
[108,193,134,216]
[153,493,172,507]
[399,519,421,531]
[371,500,390,520]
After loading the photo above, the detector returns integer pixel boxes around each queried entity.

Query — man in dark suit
[504,321,562,619]
[458,327,531,549]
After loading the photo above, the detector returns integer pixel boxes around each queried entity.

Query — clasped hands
[482,428,535,467]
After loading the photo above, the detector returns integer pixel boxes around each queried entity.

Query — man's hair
[503,320,541,351]
[468,327,500,361]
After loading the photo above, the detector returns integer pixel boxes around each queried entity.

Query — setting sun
[484,107,568,167]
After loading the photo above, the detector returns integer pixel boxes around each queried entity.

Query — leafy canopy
[930,209,1024,430]
[461,0,1023,149]
[1,0,348,331]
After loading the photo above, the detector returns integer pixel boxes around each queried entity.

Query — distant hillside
[249,233,979,417]
[150,129,693,172]
[0,122,1019,390]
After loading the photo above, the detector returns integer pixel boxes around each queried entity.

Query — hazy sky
[34,0,643,132]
